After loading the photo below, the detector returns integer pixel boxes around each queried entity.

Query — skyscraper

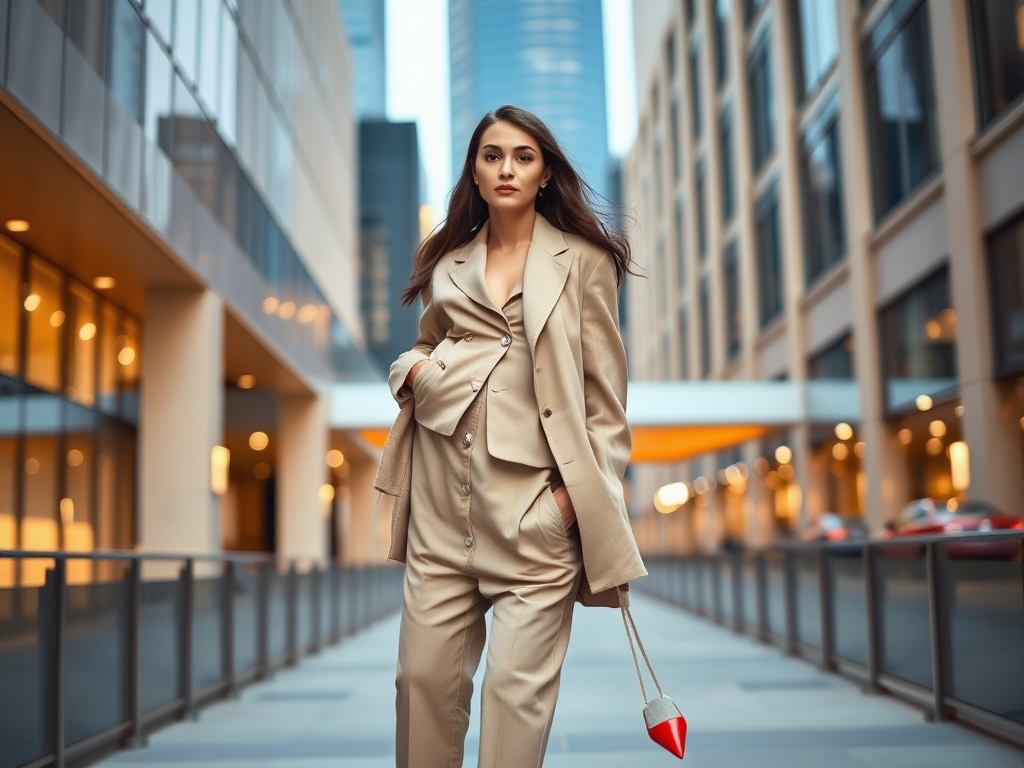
[449,0,611,202]
[338,0,387,119]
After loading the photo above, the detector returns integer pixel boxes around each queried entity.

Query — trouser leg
[476,575,580,768]
[396,562,489,768]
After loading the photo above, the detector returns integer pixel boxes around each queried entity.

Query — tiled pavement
[97,592,1023,767]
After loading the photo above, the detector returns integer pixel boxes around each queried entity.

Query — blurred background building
[624,0,1024,553]
[449,0,612,201]
[0,0,389,581]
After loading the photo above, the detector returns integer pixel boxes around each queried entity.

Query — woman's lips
[495,185,517,195]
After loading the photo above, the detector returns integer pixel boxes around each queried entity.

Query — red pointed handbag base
[648,713,687,758]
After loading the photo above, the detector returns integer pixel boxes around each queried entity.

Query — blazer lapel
[523,214,573,356]
[448,221,502,315]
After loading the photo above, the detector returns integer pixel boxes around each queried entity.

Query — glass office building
[337,0,387,119]
[449,0,611,202]
[625,0,1024,551]
[0,0,367,576]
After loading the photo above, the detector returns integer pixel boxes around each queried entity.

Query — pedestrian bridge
[331,380,860,461]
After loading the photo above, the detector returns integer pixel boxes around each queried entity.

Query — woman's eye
[485,153,499,161]
[518,154,532,162]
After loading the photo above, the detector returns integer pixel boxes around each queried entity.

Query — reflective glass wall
[0,234,137,583]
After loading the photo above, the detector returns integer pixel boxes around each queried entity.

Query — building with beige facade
[624,0,1024,552]
[0,0,392,583]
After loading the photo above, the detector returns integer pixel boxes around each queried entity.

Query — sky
[385,0,638,218]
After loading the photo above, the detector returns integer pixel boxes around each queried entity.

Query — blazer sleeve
[388,283,446,404]
[580,253,631,491]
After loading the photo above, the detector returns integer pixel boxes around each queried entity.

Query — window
[666,31,677,81]
[808,334,855,378]
[685,0,696,28]
[755,184,783,327]
[719,106,735,222]
[878,267,958,412]
[863,0,940,221]
[689,39,703,139]
[987,210,1024,376]
[670,94,682,181]
[748,32,775,173]
[746,0,769,26]
[791,0,838,101]
[679,306,690,379]
[654,139,665,212]
[714,0,730,90]
[696,159,708,260]
[700,277,712,377]
[801,97,845,284]
[969,0,1024,127]
[675,199,686,288]
[723,241,741,359]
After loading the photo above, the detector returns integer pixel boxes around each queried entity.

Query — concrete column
[138,288,224,555]
[277,393,329,564]
[344,456,388,565]
[835,0,908,532]
[928,0,1024,511]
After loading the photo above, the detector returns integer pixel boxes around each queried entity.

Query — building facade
[337,0,387,119]
[0,0,375,579]
[625,0,1024,552]
[449,0,612,201]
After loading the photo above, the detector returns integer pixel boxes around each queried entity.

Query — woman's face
[472,120,552,212]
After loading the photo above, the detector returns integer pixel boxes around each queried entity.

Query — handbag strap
[620,604,664,704]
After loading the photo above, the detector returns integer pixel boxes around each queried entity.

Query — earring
[539,185,545,197]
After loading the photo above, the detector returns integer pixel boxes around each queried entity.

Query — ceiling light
[249,431,269,451]
[93,276,116,290]
[23,294,41,311]
[5,219,29,232]
[237,374,256,389]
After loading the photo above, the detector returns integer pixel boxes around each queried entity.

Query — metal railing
[638,531,1024,747]
[0,550,405,768]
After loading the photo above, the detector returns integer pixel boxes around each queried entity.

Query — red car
[878,498,1022,560]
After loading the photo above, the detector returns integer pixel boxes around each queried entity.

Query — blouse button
[500,333,511,347]
[464,334,474,342]
[542,407,553,418]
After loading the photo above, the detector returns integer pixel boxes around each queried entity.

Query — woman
[374,105,647,768]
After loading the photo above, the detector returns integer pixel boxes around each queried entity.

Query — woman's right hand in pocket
[406,359,429,391]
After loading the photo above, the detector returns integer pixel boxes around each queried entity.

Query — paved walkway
[99,593,1022,767]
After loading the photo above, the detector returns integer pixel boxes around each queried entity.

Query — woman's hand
[552,485,576,530]
[405,359,429,390]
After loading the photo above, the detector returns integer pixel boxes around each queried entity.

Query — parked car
[800,513,867,543]
[878,498,1022,560]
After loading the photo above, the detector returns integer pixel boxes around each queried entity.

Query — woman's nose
[499,157,513,177]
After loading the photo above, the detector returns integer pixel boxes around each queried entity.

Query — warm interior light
[249,431,269,451]
[5,219,29,232]
[79,322,97,341]
[326,449,345,468]
[66,449,84,466]
[834,422,853,441]
[92,276,115,290]
[832,443,849,461]
[24,457,39,474]
[211,446,230,495]
[916,394,933,411]
[297,304,317,324]
[1017,5,1024,52]
[949,441,970,491]
[118,347,135,366]
[955,404,965,417]
[926,437,944,455]
[778,463,795,480]
[897,428,913,445]
[929,419,946,437]
[946,498,959,512]
[319,484,336,503]
[23,293,40,311]
[654,481,690,513]
[262,296,279,314]
[237,374,256,389]
[60,498,74,528]
[50,311,65,327]
[774,445,792,464]
[277,301,297,320]
[254,462,271,480]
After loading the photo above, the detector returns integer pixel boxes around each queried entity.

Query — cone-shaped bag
[643,695,687,758]
[619,589,687,759]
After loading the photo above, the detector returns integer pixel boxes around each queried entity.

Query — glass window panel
[670,94,682,181]
[0,436,15,554]
[675,199,686,288]
[748,35,775,173]
[108,0,146,123]
[25,257,63,392]
[98,304,119,415]
[144,29,174,149]
[987,211,1024,375]
[218,4,239,146]
[63,425,96,553]
[689,40,703,139]
[866,43,906,218]
[756,187,784,327]
[171,73,203,190]
[197,0,221,114]
[879,267,959,412]
[679,306,690,379]
[146,0,173,45]
[66,283,98,406]
[900,7,939,190]
[67,0,108,77]
[696,159,708,259]
[118,318,141,424]
[808,334,855,378]
[792,0,838,100]
[724,242,741,358]
[802,104,845,284]
[173,0,199,83]
[95,418,120,549]
[714,0,730,89]
[971,0,1024,126]
[0,0,7,87]
[719,107,735,222]
[0,237,21,377]
[699,277,712,377]
[6,0,64,131]
[22,435,59,552]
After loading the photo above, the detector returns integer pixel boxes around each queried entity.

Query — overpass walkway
[95,593,1021,768]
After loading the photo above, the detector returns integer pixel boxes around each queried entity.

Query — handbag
[619,591,687,759]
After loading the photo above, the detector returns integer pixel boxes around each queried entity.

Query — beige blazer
[374,213,647,606]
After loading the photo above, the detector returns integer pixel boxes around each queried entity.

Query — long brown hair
[401,105,634,306]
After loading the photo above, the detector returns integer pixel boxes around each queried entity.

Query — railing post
[864,543,882,693]
[711,555,722,623]
[287,562,298,665]
[127,558,147,748]
[257,561,270,679]
[330,563,340,643]
[756,552,768,642]
[313,565,323,653]
[53,559,67,768]
[817,547,833,671]
[926,541,946,721]
[181,559,196,721]
[732,552,742,632]
[784,550,797,655]
[223,560,236,698]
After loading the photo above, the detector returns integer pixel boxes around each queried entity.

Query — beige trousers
[396,389,583,768]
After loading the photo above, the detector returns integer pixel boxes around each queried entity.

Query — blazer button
[542,407,553,418]
[460,483,471,497]
[470,380,481,392]
[465,334,474,342]
[436,360,446,370]
[464,535,474,548]
[500,333,511,346]
[462,432,473,447]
